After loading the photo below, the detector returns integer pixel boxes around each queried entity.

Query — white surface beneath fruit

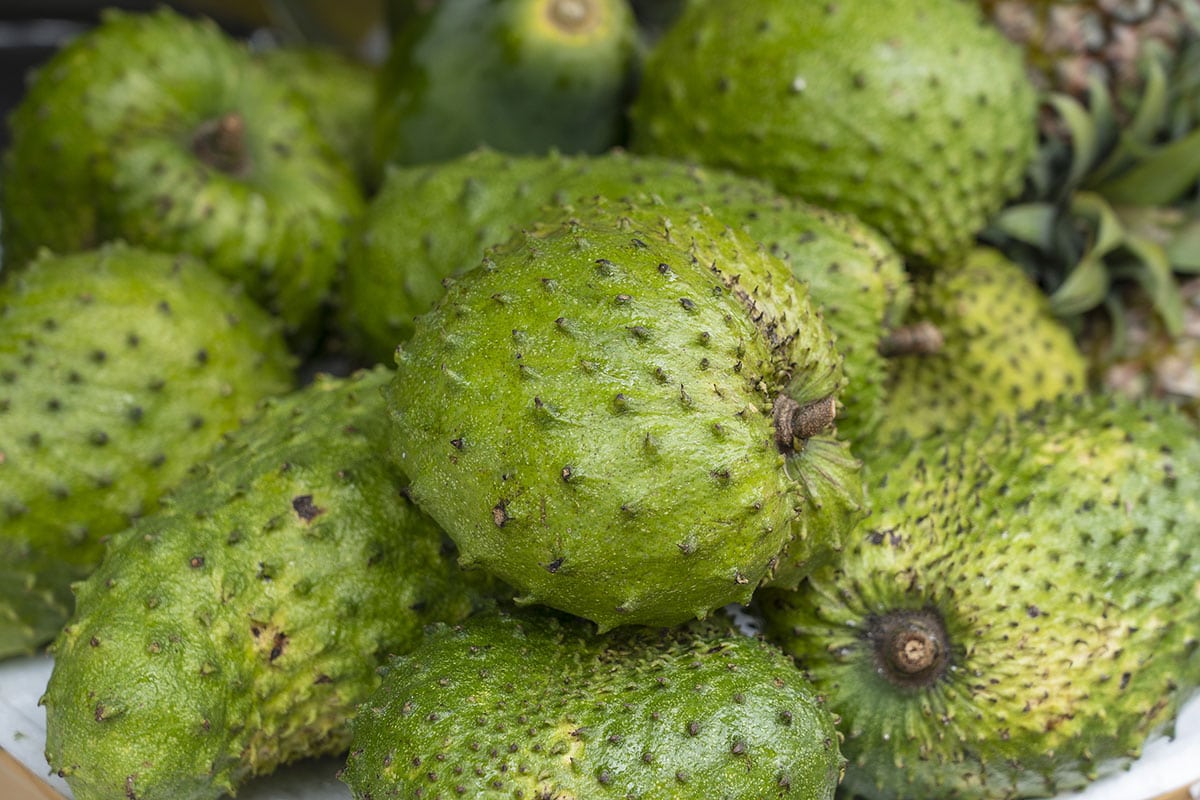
[2,652,1198,799]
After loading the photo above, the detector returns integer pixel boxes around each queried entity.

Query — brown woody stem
[193,112,251,177]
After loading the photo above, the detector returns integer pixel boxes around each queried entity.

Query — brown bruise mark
[292,494,325,522]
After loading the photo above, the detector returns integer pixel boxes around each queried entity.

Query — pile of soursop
[2,1,1199,798]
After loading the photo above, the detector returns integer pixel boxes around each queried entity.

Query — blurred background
[0,0,391,150]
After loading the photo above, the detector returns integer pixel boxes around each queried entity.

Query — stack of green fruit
[0,1,1197,799]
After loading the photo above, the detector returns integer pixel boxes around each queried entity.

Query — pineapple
[981,0,1200,128]
[980,0,1200,409]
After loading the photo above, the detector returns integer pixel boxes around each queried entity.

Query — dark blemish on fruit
[292,494,325,522]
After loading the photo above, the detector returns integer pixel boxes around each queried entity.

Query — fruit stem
[867,608,950,689]
[193,112,251,177]
[547,0,596,34]
[877,321,944,357]
[773,395,836,453]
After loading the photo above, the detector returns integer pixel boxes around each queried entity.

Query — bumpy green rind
[761,395,1200,798]
[257,46,376,187]
[0,243,293,659]
[875,247,1087,442]
[0,7,364,336]
[342,609,844,799]
[43,368,502,800]
[343,148,909,443]
[629,0,1038,265]
[372,0,637,170]
[389,198,861,629]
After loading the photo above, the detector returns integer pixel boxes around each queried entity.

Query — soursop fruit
[0,243,293,659]
[760,395,1200,798]
[257,45,376,187]
[630,0,1039,265]
[0,7,364,337]
[43,368,502,800]
[344,148,909,443]
[388,197,865,628]
[874,246,1087,441]
[372,0,638,170]
[341,609,844,799]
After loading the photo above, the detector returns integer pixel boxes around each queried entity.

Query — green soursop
[257,45,376,188]
[874,246,1087,441]
[341,609,844,799]
[761,396,1200,798]
[0,243,293,659]
[344,148,909,443]
[373,0,637,170]
[0,7,364,337]
[43,368,501,800]
[630,0,1038,265]
[388,197,865,628]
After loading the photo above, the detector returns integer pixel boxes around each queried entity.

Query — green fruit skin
[342,609,844,799]
[372,0,638,170]
[389,197,861,629]
[0,7,364,337]
[761,396,1200,798]
[343,148,909,444]
[0,243,294,659]
[629,0,1038,265]
[258,46,376,187]
[875,246,1088,442]
[43,368,503,800]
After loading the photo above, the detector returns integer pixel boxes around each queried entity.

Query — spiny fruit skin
[42,368,502,800]
[0,7,364,336]
[760,395,1200,798]
[630,0,1038,265]
[388,198,863,629]
[341,609,844,799]
[372,0,638,170]
[874,247,1087,441]
[257,45,376,187]
[344,148,909,443]
[0,243,293,659]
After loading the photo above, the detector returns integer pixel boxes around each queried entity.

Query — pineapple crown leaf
[1048,192,1185,337]
[1047,192,1122,318]
[1094,124,1200,206]
[989,202,1058,251]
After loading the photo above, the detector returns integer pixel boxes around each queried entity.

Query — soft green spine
[0,243,293,659]
[629,0,1037,265]
[388,198,859,629]
[371,0,638,170]
[874,247,1087,443]
[343,148,909,443]
[343,609,844,799]
[1,7,363,336]
[42,368,501,800]
[761,396,1200,798]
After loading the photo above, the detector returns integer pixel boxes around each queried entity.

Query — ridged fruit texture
[342,609,844,799]
[761,395,1200,798]
[42,368,502,800]
[0,243,293,658]
[0,7,364,335]
[630,0,1038,265]
[388,198,864,628]
[344,148,909,443]
[876,246,1088,441]
[372,0,637,169]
